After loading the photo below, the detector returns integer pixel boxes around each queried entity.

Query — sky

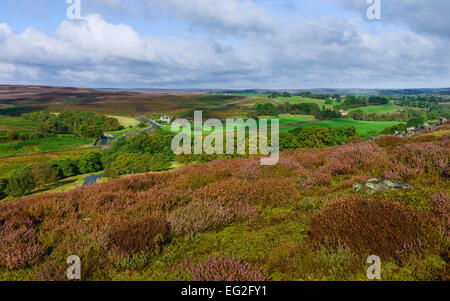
[0,0,449,89]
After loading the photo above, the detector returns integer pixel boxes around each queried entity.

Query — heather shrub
[177,255,269,281]
[0,215,45,269]
[324,142,389,176]
[109,216,168,256]
[394,141,449,176]
[192,178,299,208]
[309,198,443,259]
[429,192,449,228]
[34,240,111,281]
[168,200,258,235]
[374,135,407,149]
[267,243,364,281]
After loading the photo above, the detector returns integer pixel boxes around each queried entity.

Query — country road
[84,116,158,187]
[99,116,158,145]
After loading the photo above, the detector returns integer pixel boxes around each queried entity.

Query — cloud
[0,1,449,88]
[333,0,450,38]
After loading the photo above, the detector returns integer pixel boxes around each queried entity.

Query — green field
[348,104,402,114]
[0,148,97,178]
[276,115,315,126]
[0,134,94,157]
[0,115,39,132]
[238,95,336,108]
[297,119,404,135]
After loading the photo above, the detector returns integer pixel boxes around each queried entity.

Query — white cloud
[0,1,449,88]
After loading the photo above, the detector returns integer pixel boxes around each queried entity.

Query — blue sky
[0,0,449,89]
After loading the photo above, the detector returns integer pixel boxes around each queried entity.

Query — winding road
[83,116,158,187]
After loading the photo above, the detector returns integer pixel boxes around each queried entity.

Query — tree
[279,132,300,151]
[51,159,78,178]
[31,161,58,187]
[102,117,121,132]
[291,126,336,148]
[282,92,291,98]
[0,178,8,199]
[41,118,58,134]
[316,109,342,120]
[6,168,35,197]
[407,116,425,128]
[254,103,279,116]
[6,131,16,142]
[104,153,171,178]
[77,152,103,174]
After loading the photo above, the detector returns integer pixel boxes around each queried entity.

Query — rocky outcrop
[353,178,414,194]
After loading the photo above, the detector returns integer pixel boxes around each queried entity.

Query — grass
[0,115,39,132]
[0,148,97,178]
[1,171,104,203]
[237,95,337,108]
[297,120,404,135]
[107,115,141,128]
[161,115,313,135]
[348,104,402,114]
[0,135,94,157]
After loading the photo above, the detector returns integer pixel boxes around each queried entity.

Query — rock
[423,123,431,130]
[353,178,414,194]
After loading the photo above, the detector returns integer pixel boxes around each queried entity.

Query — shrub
[429,192,449,228]
[267,243,363,281]
[192,178,299,208]
[31,161,58,187]
[77,152,103,174]
[309,198,443,259]
[109,216,168,256]
[0,178,8,199]
[178,256,269,281]
[51,158,78,178]
[290,126,336,148]
[104,153,171,178]
[394,141,449,176]
[6,167,35,197]
[168,200,258,235]
[0,213,45,269]
[407,116,425,128]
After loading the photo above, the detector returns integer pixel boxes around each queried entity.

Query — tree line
[22,111,122,138]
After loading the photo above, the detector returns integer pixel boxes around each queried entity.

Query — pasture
[0,134,94,157]
[107,115,141,128]
[297,120,404,135]
[0,148,96,178]
[0,115,39,132]
[348,104,402,114]
[237,94,337,108]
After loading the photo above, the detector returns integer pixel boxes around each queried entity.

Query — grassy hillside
[0,135,94,157]
[0,116,39,132]
[298,120,404,135]
[0,148,97,178]
[0,129,448,281]
[348,104,402,114]
[238,95,335,108]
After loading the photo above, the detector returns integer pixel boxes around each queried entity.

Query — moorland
[0,85,449,281]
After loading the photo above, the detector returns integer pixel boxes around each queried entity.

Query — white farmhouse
[339,110,349,117]
[159,115,171,123]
